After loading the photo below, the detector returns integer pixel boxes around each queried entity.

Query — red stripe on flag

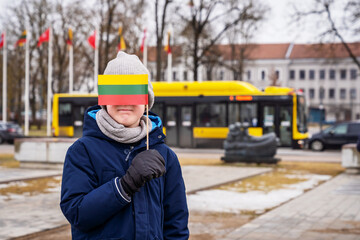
[88,31,96,49]
[0,33,4,49]
[37,28,50,47]
[98,94,148,105]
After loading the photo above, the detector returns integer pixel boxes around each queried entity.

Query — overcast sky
[0,0,357,44]
[253,0,357,44]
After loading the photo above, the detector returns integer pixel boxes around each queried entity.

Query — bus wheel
[311,140,324,151]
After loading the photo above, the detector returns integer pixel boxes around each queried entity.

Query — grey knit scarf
[96,109,152,144]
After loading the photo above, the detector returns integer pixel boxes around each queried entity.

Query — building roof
[289,42,360,59]
[139,42,360,62]
[216,43,291,60]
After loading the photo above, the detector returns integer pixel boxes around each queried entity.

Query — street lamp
[319,104,324,131]
[319,87,325,131]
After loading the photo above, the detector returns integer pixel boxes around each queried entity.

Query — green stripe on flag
[98,84,148,95]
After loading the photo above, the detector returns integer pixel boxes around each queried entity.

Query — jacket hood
[82,105,165,146]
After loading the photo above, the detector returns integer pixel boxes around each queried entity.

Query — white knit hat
[102,51,154,109]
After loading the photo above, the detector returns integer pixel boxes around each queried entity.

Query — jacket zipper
[124,146,134,162]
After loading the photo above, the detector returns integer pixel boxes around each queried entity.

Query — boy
[60,52,189,239]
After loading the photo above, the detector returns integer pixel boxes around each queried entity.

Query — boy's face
[106,105,146,128]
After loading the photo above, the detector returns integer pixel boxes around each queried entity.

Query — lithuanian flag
[15,30,27,47]
[98,74,148,105]
[66,28,73,46]
[117,27,126,51]
[164,31,171,54]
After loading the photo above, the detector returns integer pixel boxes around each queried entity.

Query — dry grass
[278,161,344,176]
[0,154,19,168]
[218,161,344,193]
[0,177,61,198]
[28,125,47,137]
[179,157,223,166]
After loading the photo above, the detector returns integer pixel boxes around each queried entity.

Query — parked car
[0,122,24,144]
[309,121,360,151]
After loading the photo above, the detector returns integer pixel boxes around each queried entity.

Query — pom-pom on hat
[101,51,154,109]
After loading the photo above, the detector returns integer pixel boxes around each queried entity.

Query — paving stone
[224,173,360,240]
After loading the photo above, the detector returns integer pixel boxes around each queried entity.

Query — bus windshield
[297,95,307,133]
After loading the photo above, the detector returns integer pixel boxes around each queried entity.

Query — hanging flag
[140,29,147,52]
[37,28,50,47]
[164,31,171,54]
[15,31,27,47]
[98,74,148,105]
[66,28,73,46]
[117,27,126,51]
[88,31,96,49]
[0,33,4,48]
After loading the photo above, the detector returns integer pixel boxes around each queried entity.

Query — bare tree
[97,0,146,74]
[154,0,173,82]
[177,0,267,81]
[292,0,360,69]
[224,0,267,81]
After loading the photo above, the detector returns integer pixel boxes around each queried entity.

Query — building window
[319,69,325,80]
[233,71,238,80]
[329,88,335,99]
[329,69,335,80]
[183,71,188,81]
[340,89,346,99]
[247,70,251,81]
[340,69,347,80]
[219,71,224,80]
[309,70,315,80]
[261,70,265,80]
[309,88,315,99]
[350,88,357,100]
[275,70,280,79]
[173,71,177,81]
[299,70,305,80]
[350,69,357,80]
[289,70,295,80]
[319,88,325,100]
[162,71,165,81]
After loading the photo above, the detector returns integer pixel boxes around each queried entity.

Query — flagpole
[69,43,73,93]
[146,104,149,150]
[94,29,99,93]
[143,29,147,68]
[2,31,7,122]
[167,25,173,82]
[46,27,53,136]
[167,53,172,82]
[24,30,30,136]
[143,37,147,68]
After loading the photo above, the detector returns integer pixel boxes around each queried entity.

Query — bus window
[59,102,72,126]
[229,103,258,127]
[263,106,275,134]
[166,106,177,127]
[297,96,307,133]
[196,103,226,127]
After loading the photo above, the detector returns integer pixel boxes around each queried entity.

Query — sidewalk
[224,172,360,240]
[0,165,270,239]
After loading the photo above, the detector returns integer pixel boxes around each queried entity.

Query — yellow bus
[52,81,308,148]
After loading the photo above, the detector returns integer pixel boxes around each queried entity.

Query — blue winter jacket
[60,105,189,240]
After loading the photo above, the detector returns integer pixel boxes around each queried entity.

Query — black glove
[120,149,166,196]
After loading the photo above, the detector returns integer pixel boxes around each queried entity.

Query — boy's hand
[120,149,165,196]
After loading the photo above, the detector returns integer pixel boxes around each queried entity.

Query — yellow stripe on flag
[98,74,148,85]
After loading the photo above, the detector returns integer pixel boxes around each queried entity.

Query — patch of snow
[188,174,331,213]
